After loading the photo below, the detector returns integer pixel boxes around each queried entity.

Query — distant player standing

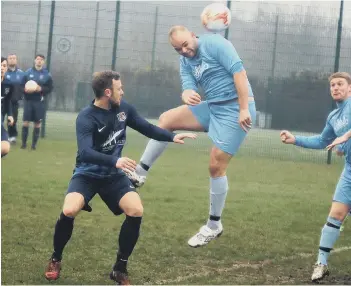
[130,26,256,247]
[280,72,351,282]
[22,54,53,150]
[44,71,196,284]
[6,53,25,144]
[1,57,14,157]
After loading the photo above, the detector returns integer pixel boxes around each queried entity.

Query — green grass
[1,110,350,284]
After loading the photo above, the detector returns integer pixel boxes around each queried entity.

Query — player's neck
[8,66,16,71]
[94,99,110,110]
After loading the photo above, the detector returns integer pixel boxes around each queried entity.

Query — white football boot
[125,170,146,188]
[311,263,329,282]
[188,224,223,248]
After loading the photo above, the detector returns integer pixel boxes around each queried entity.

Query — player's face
[7,55,17,67]
[109,79,124,106]
[34,56,45,70]
[1,60,8,78]
[170,31,198,58]
[330,78,351,101]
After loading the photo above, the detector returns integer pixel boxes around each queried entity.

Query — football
[25,80,38,92]
[201,3,231,33]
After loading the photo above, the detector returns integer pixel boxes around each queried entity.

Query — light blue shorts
[333,163,351,207]
[189,99,256,155]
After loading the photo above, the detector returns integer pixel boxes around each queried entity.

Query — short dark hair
[92,71,121,98]
[329,72,351,85]
[1,57,7,63]
[35,54,45,60]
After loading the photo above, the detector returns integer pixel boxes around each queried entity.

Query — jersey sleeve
[295,121,336,149]
[126,104,175,142]
[41,73,53,95]
[76,113,119,167]
[205,34,244,75]
[180,58,198,92]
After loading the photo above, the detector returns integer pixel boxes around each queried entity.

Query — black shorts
[66,173,137,215]
[1,123,8,141]
[23,99,45,122]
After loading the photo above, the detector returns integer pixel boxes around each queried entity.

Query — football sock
[317,216,342,265]
[52,212,75,261]
[207,176,228,230]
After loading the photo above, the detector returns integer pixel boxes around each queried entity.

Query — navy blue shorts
[67,173,137,215]
[23,99,45,122]
[1,124,8,141]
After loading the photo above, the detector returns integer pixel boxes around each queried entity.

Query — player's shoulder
[77,105,95,120]
[199,33,226,44]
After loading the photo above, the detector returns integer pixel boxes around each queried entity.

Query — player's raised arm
[126,104,196,143]
[326,129,351,150]
[180,60,201,106]
[281,120,336,149]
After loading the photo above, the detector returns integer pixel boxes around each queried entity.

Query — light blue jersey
[180,34,254,103]
[295,97,351,206]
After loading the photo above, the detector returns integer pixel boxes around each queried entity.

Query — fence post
[224,0,231,39]
[41,0,55,138]
[91,0,100,75]
[34,0,42,56]
[327,0,344,164]
[111,0,121,71]
[151,6,159,71]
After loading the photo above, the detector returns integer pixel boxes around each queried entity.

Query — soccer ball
[201,3,231,33]
[25,80,38,92]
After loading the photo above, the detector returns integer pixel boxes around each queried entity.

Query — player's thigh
[33,101,45,124]
[158,103,208,132]
[208,100,256,156]
[22,100,33,122]
[64,175,98,217]
[99,173,142,216]
[331,167,351,220]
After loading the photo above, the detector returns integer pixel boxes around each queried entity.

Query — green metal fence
[1,0,350,163]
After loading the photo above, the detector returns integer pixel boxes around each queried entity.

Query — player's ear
[104,88,112,98]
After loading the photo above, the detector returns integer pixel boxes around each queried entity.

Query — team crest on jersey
[117,112,127,122]
[29,74,34,78]
[6,75,10,79]
[334,116,349,133]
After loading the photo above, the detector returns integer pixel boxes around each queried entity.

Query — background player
[280,72,351,282]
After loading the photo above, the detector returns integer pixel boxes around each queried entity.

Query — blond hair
[328,72,351,84]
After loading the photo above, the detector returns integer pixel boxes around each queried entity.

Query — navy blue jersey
[23,67,53,101]
[1,78,13,118]
[5,67,25,101]
[74,100,175,178]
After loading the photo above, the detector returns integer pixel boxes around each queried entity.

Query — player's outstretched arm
[326,129,351,150]
[127,104,196,143]
[280,130,296,144]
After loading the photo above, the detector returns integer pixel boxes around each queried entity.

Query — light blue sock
[317,216,342,265]
[207,176,228,230]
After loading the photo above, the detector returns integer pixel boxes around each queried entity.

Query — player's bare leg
[188,146,232,247]
[129,105,204,187]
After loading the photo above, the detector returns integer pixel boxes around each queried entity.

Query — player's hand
[7,116,14,126]
[280,130,296,144]
[239,109,252,132]
[181,90,201,106]
[116,157,136,173]
[326,134,349,151]
[173,132,197,144]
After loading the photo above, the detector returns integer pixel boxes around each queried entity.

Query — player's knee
[158,112,173,131]
[62,206,80,218]
[209,161,225,177]
[124,204,144,217]
[23,121,29,127]
[1,142,10,157]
